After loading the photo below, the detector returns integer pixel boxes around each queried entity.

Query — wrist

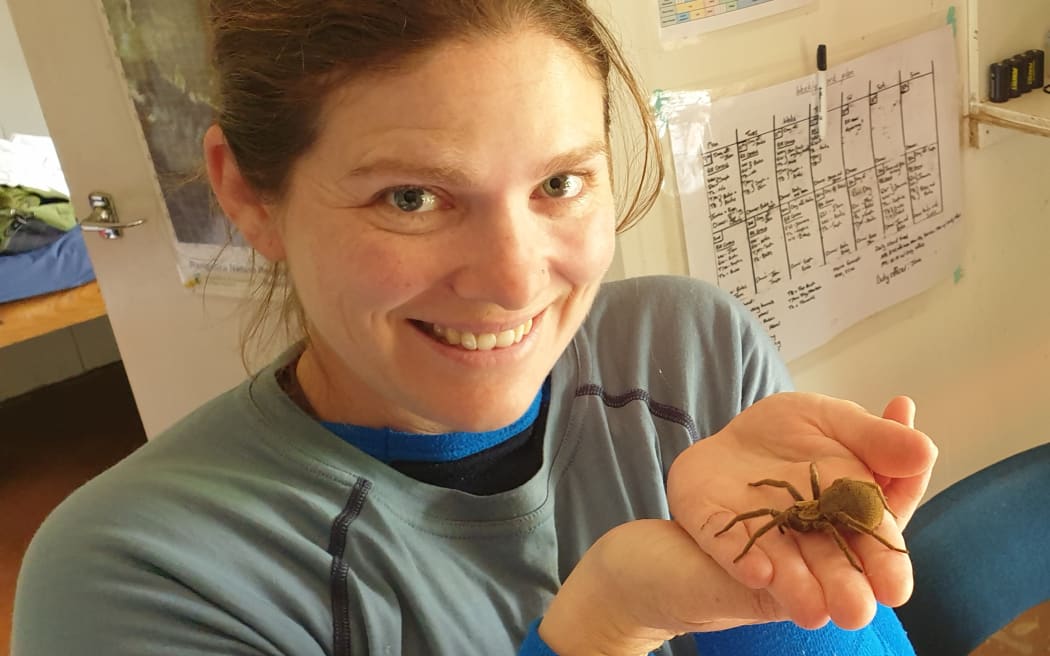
[537,603,668,656]
[539,527,674,655]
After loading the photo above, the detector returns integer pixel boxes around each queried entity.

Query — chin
[428,388,540,434]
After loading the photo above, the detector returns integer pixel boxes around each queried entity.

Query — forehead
[307,32,609,172]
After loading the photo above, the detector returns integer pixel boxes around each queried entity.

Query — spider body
[715,462,907,572]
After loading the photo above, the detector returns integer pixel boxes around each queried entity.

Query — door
[6,0,279,437]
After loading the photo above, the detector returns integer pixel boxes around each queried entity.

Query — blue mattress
[0,225,96,303]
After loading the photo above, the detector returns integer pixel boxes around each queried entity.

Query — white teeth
[460,332,478,350]
[428,317,534,351]
[476,333,497,350]
[495,328,516,348]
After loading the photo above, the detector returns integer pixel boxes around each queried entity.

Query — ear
[203,124,286,262]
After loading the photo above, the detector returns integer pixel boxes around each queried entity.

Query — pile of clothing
[1,184,76,254]
[0,184,94,304]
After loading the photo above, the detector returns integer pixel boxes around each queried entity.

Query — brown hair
[207,0,664,363]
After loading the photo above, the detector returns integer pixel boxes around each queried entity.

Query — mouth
[412,316,535,352]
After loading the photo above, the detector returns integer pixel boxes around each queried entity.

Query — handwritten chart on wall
[663,27,963,361]
[659,0,811,40]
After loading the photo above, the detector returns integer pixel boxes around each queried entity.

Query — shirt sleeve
[692,604,916,655]
[11,476,313,656]
[13,520,274,655]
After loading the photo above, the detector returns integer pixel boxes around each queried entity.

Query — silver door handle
[79,191,146,239]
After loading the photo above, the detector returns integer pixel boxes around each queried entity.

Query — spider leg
[833,511,909,553]
[748,479,805,502]
[809,461,821,500]
[818,521,865,572]
[715,508,780,536]
[731,513,788,563]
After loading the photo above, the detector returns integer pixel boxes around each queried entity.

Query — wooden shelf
[0,281,107,349]
[966,0,1050,146]
[971,91,1050,139]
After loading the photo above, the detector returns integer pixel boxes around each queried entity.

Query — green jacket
[0,184,75,252]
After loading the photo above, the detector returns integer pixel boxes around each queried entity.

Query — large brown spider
[714,462,908,572]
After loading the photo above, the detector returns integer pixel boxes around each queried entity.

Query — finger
[881,395,915,428]
[812,396,936,478]
[699,508,833,629]
[693,510,775,589]
[880,469,933,528]
[875,395,915,492]
[874,397,937,523]
[792,528,877,630]
[753,525,834,629]
[850,514,914,608]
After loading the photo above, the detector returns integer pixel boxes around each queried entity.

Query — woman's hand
[538,519,789,656]
[666,393,937,632]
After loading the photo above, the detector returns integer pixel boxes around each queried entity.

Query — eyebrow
[341,139,610,187]
[543,140,610,175]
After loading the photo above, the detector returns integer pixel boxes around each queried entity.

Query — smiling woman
[12,2,938,655]
[221,32,618,435]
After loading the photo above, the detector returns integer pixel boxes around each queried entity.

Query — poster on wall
[658,0,812,42]
[101,0,261,290]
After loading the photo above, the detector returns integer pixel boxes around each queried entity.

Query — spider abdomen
[819,478,885,529]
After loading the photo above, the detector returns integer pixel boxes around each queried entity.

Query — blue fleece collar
[322,378,549,463]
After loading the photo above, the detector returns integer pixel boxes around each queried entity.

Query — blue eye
[386,187,440,213]
[541,174,584,199]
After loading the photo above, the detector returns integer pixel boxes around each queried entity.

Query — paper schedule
[663,26,963,361]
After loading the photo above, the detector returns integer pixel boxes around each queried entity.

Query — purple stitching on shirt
[575,384,700,442]
[328,477,372,656]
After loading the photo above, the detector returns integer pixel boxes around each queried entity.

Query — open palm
[666,392,937,630]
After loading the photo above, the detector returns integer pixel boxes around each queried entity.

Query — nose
[450,200,550,311]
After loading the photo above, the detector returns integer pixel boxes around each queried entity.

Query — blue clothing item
[0,225,95,302]
[692,604,915,655]
[322,379,548,463]
[518,604,915,656]
[519,619,560,656]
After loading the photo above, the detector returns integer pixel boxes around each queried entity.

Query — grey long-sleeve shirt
[14,275,792,655]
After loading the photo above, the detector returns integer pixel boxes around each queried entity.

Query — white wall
[790,130,1050,500]
[0,0,122,401]
[0,0,46,138]
[602,0,1049,498]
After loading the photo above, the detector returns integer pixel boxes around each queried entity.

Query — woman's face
[277,31,616,433]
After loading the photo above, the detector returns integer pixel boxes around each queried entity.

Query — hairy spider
[714,462,907,572]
